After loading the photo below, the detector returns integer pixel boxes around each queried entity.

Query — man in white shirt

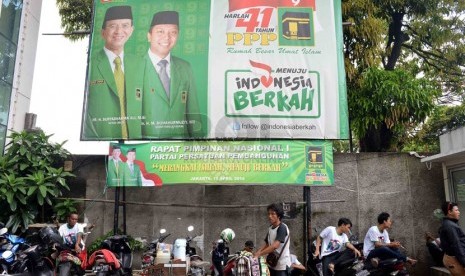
[314,218,361,276]
[58,212,85,253]
[363,212,417,267]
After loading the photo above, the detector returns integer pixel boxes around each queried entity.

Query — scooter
[55,222,93,276]
[101,234,133,275]
[211,228,235,276]
[9,226,60,275]
[0,225,29,274]
[184,226,209,276]
[88,248,123,276]
[141,229,171,271]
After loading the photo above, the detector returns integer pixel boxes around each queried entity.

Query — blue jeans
[366,247,407,262]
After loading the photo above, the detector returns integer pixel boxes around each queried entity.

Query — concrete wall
[71,152,444,275]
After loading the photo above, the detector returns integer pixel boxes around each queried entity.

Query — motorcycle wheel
[17,259,33,274]
[58,261,72,276]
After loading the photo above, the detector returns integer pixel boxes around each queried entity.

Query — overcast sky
[30,1,108,155]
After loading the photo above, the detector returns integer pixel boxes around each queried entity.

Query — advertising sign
[81,0,348,140]
[106,140,334,186]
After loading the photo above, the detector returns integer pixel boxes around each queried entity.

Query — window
[0,0,23,154]
[449,167,465,229]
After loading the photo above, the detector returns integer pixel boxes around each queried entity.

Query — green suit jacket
[141,53,205,138]
[107,158,122,187]
[121,162,142,187]
[84,49,144,140]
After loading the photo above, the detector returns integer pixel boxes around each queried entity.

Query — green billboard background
[83,0,210,140]
[106,140,334,186]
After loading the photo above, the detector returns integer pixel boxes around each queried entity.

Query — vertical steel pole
[304,186,312,262]
[114,187,120,234]
[122,186,127,234]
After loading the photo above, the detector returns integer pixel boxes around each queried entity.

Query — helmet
[220,228,235,243]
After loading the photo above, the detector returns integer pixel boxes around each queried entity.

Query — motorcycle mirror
[160,229,167,234]
[187,226,194,232]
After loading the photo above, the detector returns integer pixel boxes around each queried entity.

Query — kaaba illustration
[282,11,311,40]
[307,146,323,164]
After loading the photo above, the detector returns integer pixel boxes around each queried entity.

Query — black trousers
[321,249,356,276]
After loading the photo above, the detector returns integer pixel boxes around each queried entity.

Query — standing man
[107,145,122,186]
[142,10,204,138]
[254,203,290,276]
[84,5,143,140]
[313,218,361,276]
[122,148,142,186]
[439,201,465,275]
[363,212,417,267]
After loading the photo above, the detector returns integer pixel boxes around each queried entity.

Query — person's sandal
[407,257,417,266]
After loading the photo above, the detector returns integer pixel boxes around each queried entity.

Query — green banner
[106,140,334,186]
[82,0,349,141]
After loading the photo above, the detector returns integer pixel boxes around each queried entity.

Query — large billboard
[81,0,348,140]
[106,140,334,186]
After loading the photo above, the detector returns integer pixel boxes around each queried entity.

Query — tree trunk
[359,122,393,152]
[384,12,407,70]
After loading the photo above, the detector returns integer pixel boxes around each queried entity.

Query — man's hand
[389,241,401,248]
[75,244,81,254]
[353,249,361,258]
[313,248,320,259]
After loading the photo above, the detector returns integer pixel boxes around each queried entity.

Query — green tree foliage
[0,131,74,233]
[56,0,92,41]
[349,67,440,151]
[342,0,465,151]
[403,104,465,152]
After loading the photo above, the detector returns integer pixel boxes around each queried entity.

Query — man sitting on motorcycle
[363,212,417,267]
[314,218,361,276]
[58,212,87,271]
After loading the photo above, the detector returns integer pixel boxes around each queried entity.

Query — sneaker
[370,257,379,268]
[352,261,364,272]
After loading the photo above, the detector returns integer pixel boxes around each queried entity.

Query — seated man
[425,232,443,267]
[314,218,361,276]
[290,254,306,276]
[363,212,417,267]
[58,212,87,273]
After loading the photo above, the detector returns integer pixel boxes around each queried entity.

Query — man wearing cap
[121,148,142,186]
[84,5,143,140]
[107,145,123,186]
[142,10,204,138]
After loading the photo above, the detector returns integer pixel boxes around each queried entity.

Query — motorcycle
[211,228,235,276]
[141,229,171,271]
[88,248,123,276]
[9,226,60,275]
[184,226,209,276]
[55,222,93,276]
[0,225,29,274]
[100,234,133,276]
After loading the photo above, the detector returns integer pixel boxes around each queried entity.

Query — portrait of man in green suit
[107,145,122,187]
[142,11,205,138]
[121,148,142,186]
[84,5,143,140]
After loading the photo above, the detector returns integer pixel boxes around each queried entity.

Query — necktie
[130,163,134,173]
[158,59,170,98]
[114,57,128,138]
